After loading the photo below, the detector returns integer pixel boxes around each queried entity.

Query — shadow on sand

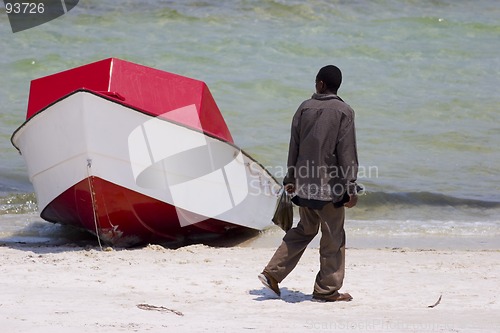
[0,221,264,254]
[250,287,312,303]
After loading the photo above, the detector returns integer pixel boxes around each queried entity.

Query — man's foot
[312,292,353,302]
[258,271,280,297]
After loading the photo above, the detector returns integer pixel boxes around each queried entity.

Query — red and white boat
[11,58,280,246]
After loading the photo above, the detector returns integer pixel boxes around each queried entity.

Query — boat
[11,58,281,247]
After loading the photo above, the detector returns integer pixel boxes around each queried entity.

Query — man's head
[315,65,342,94]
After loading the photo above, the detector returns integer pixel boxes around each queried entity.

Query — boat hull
[12,90,280,246]
[41,176,248,246]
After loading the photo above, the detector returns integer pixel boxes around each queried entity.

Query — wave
[359,191,500,209]
[3,189,499,216]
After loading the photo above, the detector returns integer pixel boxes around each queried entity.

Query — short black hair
[316,65,342,91]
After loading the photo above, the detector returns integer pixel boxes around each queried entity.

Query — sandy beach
[2,1,499,332]
[1,241,498,333]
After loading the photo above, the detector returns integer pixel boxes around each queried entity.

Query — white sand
[0,243,499,333]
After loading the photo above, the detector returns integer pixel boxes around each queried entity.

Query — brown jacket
[283,93,358,204]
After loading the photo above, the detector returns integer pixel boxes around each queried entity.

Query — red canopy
[26,58,233,143]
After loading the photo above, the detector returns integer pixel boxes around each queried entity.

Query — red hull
[41,177,244,246]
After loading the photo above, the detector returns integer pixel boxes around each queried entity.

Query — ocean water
[1,0,499,248]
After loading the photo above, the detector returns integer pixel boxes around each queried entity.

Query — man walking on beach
[259,65,359,302]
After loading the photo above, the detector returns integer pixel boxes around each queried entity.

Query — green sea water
[1,0,499,246]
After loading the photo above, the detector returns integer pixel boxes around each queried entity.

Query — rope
[87,159,103,251]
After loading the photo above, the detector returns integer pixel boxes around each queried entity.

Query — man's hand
[344,194,358,208]
[284,183,295,194]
